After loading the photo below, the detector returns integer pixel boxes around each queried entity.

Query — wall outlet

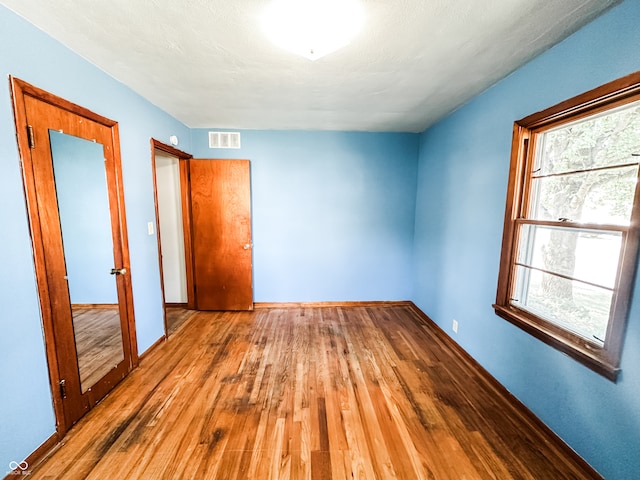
[452,319,459,333]
[147,221,154,235]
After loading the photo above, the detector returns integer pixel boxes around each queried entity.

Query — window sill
[493,304,620,382]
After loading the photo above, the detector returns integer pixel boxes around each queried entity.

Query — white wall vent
[209,131,241,149]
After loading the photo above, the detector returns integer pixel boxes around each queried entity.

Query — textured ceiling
[0,0,618,132]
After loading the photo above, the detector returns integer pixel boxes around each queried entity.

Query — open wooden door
[11,77,137,433]
[187,159,253,310]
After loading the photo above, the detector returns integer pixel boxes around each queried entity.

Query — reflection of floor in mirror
[72,305,123,392]
[166,306,196,336]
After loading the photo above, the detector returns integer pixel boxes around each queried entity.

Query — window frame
[494,71,640,381]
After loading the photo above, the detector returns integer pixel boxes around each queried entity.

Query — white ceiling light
[262,0,364,61]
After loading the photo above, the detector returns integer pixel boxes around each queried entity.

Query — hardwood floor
[166,306,196,336]
[72,305,124,392]
[29,304,600,479]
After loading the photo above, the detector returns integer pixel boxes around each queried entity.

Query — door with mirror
[11,78,137,432]
[49,131,126,393]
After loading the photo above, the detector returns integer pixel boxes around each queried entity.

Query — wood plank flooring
[29,304,600,479]
[166,306,196,336]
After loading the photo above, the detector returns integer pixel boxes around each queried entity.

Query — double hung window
[494,73,640,380]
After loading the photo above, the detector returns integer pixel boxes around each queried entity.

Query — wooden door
[188,159,253,310]
[11,78,137,432]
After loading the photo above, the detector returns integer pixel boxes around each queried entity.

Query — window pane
[529,165,638,225]
[512,265,612,343]
[535,101,640,176]
[516,224,622,289]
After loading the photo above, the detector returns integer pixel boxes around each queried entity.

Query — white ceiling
[1,0,618,132]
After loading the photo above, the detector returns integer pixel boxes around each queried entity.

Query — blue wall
[0,4,190,471]
[412,1,640,478]
[191,129,419,302]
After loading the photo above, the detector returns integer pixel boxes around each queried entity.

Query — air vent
[209,131,241,149]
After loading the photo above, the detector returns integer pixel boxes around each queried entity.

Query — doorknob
[243,243,252,250]
[110,268,127,275]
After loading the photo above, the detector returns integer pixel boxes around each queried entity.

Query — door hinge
[59,379,67,399]
[27,125,35,149]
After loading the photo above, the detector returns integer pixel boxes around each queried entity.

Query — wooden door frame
[150,140,195,328]
[10,76,138,435]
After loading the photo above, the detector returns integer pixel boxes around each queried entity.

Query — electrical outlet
[452,319,459,333]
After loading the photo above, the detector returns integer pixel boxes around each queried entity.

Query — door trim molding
[150,139,195,327]
[10,76,138,434]
[11,76,65,431]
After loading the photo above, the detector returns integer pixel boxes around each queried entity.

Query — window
[494,72,640,381]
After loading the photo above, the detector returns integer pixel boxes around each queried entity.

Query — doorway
[150,140,195,336]
[151,144,254,315]
[10,77,137,433]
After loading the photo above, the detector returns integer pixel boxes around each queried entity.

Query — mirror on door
[49,130,125,393]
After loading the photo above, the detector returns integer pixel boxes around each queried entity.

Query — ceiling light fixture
[262,0,364,61]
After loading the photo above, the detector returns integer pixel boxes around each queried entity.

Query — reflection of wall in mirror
[50,131,118,304]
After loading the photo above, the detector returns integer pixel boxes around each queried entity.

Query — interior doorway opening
[150,140,195,336]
